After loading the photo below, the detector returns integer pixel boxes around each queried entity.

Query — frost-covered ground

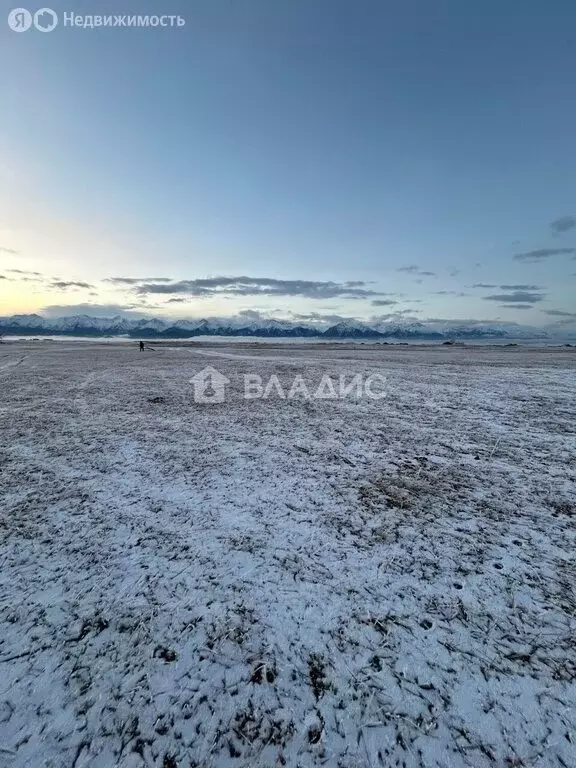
[0,342,575,768]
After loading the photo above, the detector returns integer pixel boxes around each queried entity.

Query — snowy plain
[0,341,575,768]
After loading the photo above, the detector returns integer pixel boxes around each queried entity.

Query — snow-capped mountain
[323,320,380,338]
[4,313,47,329]
[0,313,572,340]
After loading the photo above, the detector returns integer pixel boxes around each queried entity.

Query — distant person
[139,341,144,352]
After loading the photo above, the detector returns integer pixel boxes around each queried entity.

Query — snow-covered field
[0,342,575,768]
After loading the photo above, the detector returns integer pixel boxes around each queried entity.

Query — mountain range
[1,313,573,340]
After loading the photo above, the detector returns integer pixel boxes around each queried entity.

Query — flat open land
[0,342,575,768]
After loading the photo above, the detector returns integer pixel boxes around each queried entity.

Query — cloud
[542,309,576,318]
[484,291,545,303]
[513,248,575,262]
[4,269,46,283]
[0,247,19,255]
[238,309,267,320]
[397,265,436,277]
[135,276,384,299]
[7,268,43,276]
[291,312,354,325]
[549,215,576,234]
[50,280,94,290]
[288,309,425,325]
[369,310,422,323]
[104,276,173,285]
[423,317,518,326]
[499,284,542,290]
[545,316,576,328]
[371,299,398,306]
[499,304,534,309]
[434,291,469,296]
[473,283,543,290]
[40,304,150,319]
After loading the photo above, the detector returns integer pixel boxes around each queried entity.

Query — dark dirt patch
[549,499,574,517]
[308,653,329,700]
[154,647,177,663]
[250,661,277,684]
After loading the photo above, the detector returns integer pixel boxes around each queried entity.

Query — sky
[1,0,575,330]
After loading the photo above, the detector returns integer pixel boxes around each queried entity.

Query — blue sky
[1,0,575,327]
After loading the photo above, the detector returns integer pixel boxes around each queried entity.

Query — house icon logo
[189,366,230,404]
